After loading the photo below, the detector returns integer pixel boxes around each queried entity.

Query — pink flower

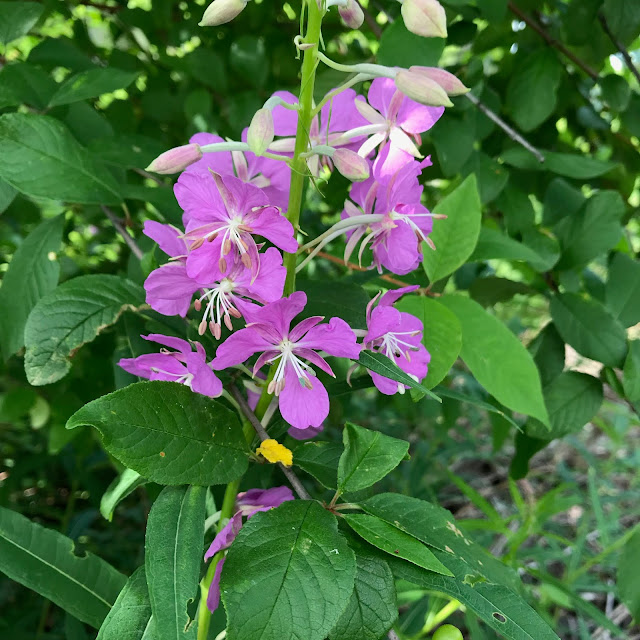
[269,89,367,176]
[353,77,444,175]
[176,171,298,282]
[186,132,290,209]
[211,292,361,429]
[117,334,222,397]
[342,145,438,275]
[364,286,430,395]
[204,486,294,612]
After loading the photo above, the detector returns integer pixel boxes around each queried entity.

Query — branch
[228,384,313,501]
[101,206,144,260]
[465,92,545,163]
[508,2,599,80]
[598,13,640,86]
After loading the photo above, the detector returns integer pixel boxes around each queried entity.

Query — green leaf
[623,341,640,404]
[470,226,558,271]
[329,547,397,640]
[550,293,627,367]
[338,422,409,493]
[343,513,453,575]
[0,1,43,44]
[422,175,482,282]
[600,74,631,112]
[603,0,640,44]
[145,486,206,640]
[529,324,565,387]
[555,191,624,269]
[431,115,475,177]
[0,505,126,629]
[361,493,519,589]
[434,386,520,429]
[49,68,138,107]
[88,134,167,169]
[510,432,549,480]
[298,279,369,328]
[292,441,342,489]
[230,36,269,88]
[440,295,549,426]
[469,277,533,308]
[542,177,585,226]
[357,351,441,402]
[67,381,249,486]
[24,275,145,385]
[396,296,462,389]
[462,151,510,205]
[605,252,640,327]
[0,113,122,205]
[97,567,153,640]
[527,372,603,440]
[221,501,356,640]
[0,215,64,360]
[506,50,562,131]
[0,177,16,213]
[618,527,640,620]
[377,20,444,68]
[0,62,58,109]
[501,147,617,179]
[100,469,148,522]
[391,558,560,640]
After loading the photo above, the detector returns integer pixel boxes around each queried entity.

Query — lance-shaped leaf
[145,486,206,640]
[67,382,249,486]
[97,567,153,640]
[0,505,126,629]
[0,1,43,44]
[49,68,138,107]
[100,469,148,522]
[329,546,397,640]
[221,501,356,640]
[0,113,122,204]
[338,423,409,493]
[24,274,145,385]
[605,252,640,328]
[293,441,343,489]
[0,214,64,359]
[343,513,452,575]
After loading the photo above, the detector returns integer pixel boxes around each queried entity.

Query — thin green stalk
[420,599,462,636]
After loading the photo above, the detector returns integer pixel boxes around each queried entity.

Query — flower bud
[145,143,202,174]
[394,70,453,107]
[199,0,247,26]
[247,108,275,157]
[339,0,364,29]
[401,0,447,38]
[333,148,370,181]
[409,66,469,96]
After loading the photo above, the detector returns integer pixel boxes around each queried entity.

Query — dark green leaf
[431,115,475,177]
[24,275,145,385]
[618,527,640,620]
[0,177,16,213]
[603,0,640,44]
[338,422,409,492]
[0,505,126,629]
[550,293,627,367]
[0,1,43,44]
[377,20,444,68]
[230,36,269,88]
[343,513,453,575]
[422,175,482,282]
[145,486,206,640]
[0,215,64,359]
[469,277,533,308]
[600,75,631,112]
[67,381,249,486]
[0,113,122,204]
[440,295,549,425]
[97,567,153,640]
[623,340,640,404]
[510,432,548,480]
[0,62,58,109]
[501,147,617,179]
[542,178,585,226]
[605,252,640,327]
[293,441,342,489]
[434,386,520,429]
[100,469,148,522]
[297,279,369,328]
[221,501,356,640]
[49,68,138,107]
[529,323,565,387]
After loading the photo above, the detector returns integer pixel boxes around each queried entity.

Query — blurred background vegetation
[0,0,639,638]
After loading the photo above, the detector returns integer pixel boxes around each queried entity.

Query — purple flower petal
[298,317,361,359]
[205,512,243,561]
[211,327,273,370]
[279,364,329,429]
[186,352,223,398]
[206,557,226,613]
[143,221,188,258]
[144,263,199,318]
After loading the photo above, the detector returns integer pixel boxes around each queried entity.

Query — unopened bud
[401,0,447,38]
[333,148,370,181]
[247,108,275,156]
[146,143,202,174]
[394,70,453,107]
[409,66,469,96]
[339,0,364,29]
[199,0,247,26]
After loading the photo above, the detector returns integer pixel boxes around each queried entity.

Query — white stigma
[266,338,314,396]
[195,278,241,339]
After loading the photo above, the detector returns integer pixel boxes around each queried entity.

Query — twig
[358,0,383,38]
[508,2,599,80]
[228,384,313,501]
[101,206,144,260]
[598,13,640,86]
[465,92,545,163]
[134,167,164,185]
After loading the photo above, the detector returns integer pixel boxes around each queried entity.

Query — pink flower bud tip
[333,149,370,181]
[145,143,203,174]
[247,108,275,157]
[410,66,469,96]
[394,70,453,107]
[401,0,447,39]
[339,0,364,29]
[199,0,247,26]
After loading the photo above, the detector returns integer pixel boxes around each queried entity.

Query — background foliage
[0,0,639,638]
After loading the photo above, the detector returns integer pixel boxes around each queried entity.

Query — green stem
[421,599,462,635]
